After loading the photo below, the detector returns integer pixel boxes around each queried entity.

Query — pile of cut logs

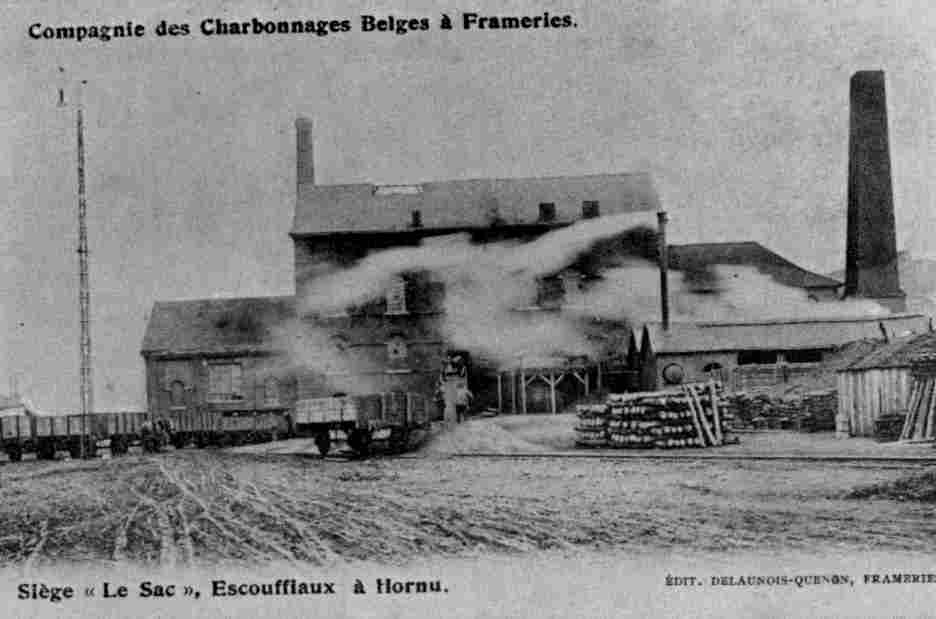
[575,382,733,449]
[722,389,836,432]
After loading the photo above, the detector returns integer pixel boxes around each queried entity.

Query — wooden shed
[836,333,936,437]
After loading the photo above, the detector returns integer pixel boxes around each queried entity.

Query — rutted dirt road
[1,449,935,569]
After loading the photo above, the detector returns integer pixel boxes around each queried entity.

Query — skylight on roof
[374,184,422,196]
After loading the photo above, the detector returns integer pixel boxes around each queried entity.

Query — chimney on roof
[296,117,315,186]
[844,71,905,311]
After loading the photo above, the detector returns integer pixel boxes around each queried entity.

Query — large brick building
[141,118,663,418]
[142,78,918,418]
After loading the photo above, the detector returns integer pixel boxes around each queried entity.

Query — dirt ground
[1,434,935,569]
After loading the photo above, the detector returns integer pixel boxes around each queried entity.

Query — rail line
[391,451,936,467]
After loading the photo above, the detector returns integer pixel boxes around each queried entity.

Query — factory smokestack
[844,70,905,311]
[296,117,315,186]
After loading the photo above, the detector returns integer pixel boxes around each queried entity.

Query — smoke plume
[295,213,891,375]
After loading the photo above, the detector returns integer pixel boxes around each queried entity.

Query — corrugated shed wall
[837,368,912,437]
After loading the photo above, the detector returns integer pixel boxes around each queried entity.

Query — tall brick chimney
[296,117,315,186]
[844,70,905,311]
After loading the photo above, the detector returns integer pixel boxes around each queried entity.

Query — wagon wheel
[347,429,371,458]
[111,435,128,455]
[389,428,410,454]
[142,434,160,454]
[314,431,331,458]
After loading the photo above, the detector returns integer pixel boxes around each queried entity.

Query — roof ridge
[153,295,295,306]
[299,171,651,189]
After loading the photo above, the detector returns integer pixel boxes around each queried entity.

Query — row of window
[168,367,280,406]
[167,338,413,405]
[345,273,590,317]
[662,350,827,385]
[404,200,601,227]
[736,349,824,365]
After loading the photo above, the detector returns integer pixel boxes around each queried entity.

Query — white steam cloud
[295,214,890,374]
[567,260,890,323]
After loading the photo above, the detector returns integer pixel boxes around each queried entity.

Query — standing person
[454,385,473,423]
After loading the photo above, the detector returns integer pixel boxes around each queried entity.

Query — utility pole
[61,68,93,458]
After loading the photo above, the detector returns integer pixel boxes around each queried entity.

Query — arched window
[662,363,685,386]
[170,380,185,408]
[263,377,280,406]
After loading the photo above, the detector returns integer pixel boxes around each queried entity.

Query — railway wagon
[157,408,291,449]
[294,391,432,456]
[1,411,149,461]
[1,413,35,461]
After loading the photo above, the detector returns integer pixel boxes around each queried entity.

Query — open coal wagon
[293,391,432,457]
[157,408,291,449]
[1,411,149,461]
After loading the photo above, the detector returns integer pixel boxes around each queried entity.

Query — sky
[2,0,935,410]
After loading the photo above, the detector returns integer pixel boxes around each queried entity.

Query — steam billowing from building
[293,213,889,373]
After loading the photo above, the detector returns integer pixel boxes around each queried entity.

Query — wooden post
[900,380,922,440]
[549,373,557,415]
[684,387,706,446]
[520,368,527,415]
[925,380,936,439]
[511,370,517,415]
[497,373,503,413]
[913,378,933,439]
[709,380,723,443]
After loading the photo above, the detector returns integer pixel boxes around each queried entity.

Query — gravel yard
[0,439,934,569]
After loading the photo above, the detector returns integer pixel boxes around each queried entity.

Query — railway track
[395,451,936,466]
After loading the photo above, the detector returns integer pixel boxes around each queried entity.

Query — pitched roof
[643,314,930,354]
[668,242,841,290]
[142,296,296,356]
[292,172,659,235]
[841,331,936,371]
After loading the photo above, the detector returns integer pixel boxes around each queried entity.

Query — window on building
[535,276,565,309]
[737,350,779,365]
[385,275,408,315]
[785,349,824,364]
[662,363,685,385]
[538,202,556,222]
[561,274,588,309]
[387,335,408,361]
[169,380,185,408]
[263,377,280,406]
[582,200,600,219]
[207,363,242,402]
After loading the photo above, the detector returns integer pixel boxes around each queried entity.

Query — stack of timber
[899,353,936,442]
[722,389,836,432]
[800,391,837,432]
[874,414,906,442]
[574,404,609,447]
[574,381,732,449]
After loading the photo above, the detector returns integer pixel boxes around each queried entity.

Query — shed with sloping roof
[640,314,930,393]
[836,331,936,437]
